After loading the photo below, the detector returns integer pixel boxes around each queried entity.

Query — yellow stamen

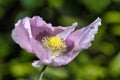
[48,37,63,50]
[42,36,66,58]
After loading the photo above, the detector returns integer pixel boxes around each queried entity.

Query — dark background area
[0,0,120,80]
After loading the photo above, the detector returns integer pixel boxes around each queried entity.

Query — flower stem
[38,65,47,80]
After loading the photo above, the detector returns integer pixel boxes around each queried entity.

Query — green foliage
[111,25,120,36]
[0,0,120,80]
[109,52,120,76]
[98,42,115,56]
[103,11,120,24]
[58,16,85,27]
[76,65,106,80]
[20,0,44,10]
[0,34,12,58]
[79,0,111,13]
[48,0,64,8]
[9,61,36,77]
[45,67,68,80]
[0,7,5,18]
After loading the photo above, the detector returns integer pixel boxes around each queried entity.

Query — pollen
[42,36,67,58]
[47,37,63,50]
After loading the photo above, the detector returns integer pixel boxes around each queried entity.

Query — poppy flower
[11,16,101,67]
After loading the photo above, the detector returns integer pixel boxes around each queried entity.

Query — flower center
[42,36,66,58]
[47,37,63,50]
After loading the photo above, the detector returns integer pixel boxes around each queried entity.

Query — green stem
[38,65,47,80]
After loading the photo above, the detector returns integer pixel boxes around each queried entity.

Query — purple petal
[29,16,77,41]
[30,38,52,64]
[29,16,53,41]
[56,22,78,40]
[49,17,101,66]
[32,60,42,68]
[51,51,79,66]
[67,17,101,50]
[30,16,46,27]
[11,17,33,53]
[50,22,77,35]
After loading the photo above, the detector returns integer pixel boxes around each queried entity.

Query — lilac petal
[29,16,53,41]
[31,26,52,41]
[56,22,78,40]
[51,51,79,66]
[30,38,52,64]
[11,17,33,53]
[50,22,77,35]
[30,16,77,40]
[67,17,101,50]
[30,16,46,27]
[30,16,65,40]
[50,17,101,66]
[51,56,70,66]
[32,60,42,68]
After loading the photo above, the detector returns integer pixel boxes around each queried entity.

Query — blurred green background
[0,0,120,80]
